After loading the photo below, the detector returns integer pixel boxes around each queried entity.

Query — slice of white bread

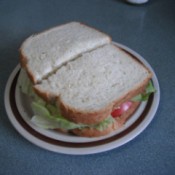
[20,22,111,83]
[34,44,152,125]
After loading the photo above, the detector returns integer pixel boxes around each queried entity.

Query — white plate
[4,42,160,155]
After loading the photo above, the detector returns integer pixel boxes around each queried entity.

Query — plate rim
[4,42,160,155]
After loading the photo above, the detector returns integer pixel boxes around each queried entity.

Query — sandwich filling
[18,69,155,132]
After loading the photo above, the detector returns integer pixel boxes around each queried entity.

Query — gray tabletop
[1,0,175,174]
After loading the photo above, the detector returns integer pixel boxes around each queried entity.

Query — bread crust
[72,122,118,137]
[34,86,56,104]
[56,77,151,125]
[71,101,140,137]
[59,98,113,125]
[34,78,149,126]
[20,51,37,84]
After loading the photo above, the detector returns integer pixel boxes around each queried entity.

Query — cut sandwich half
[34,44,152,123]
[20,22,111,84]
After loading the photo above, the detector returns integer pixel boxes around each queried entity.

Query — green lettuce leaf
[31,102,87,130]
[95,117,115,131]
[132,81,156,102]
[31,101,114,131]
[18,69,34,96]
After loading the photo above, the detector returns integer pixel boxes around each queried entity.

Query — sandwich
[18,22,156,137]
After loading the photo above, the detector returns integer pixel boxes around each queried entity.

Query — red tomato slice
[111,101,132,118]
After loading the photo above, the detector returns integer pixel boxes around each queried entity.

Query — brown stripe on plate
[10,70,153,148]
